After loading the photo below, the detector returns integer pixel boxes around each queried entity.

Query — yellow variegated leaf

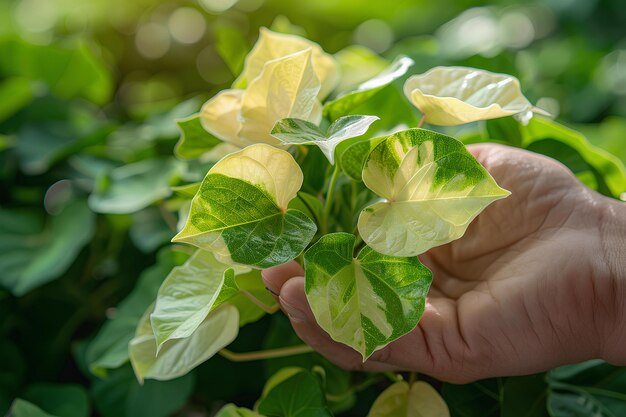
[367,381,450,417]
[200,89,247,147]
[236,27,339,100]
[239,49,322,147]
[358,129,510,257]
[403,66,547,126]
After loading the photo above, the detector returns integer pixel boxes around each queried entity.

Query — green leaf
[0,199,95,296]
[227,269,278,326]
[272,115,379,164]
[174,115,226,160]
[547,361,626,417]
[500,374,549,417]
[85,249,185,376]
[215,404,262,417]
[367,381,450,417]
[304,233,432,360]
[150,249,248,351]
[358,129,510,257]
[339,135,387,181]
[257,369,332,417]
[520,117,626,198]
[8,399,58,417]
[441,380,500,417]
[22,384,89,417]
[323,55,414,121]
[0,37,112,104]
[334,45,389,93]
[90,364,194,417]
[89,159,181,214]
[173,144,317,268]
[16,121,114,175]
[0,77,32,122]
[130,304,239,382]
[215,25,250,76]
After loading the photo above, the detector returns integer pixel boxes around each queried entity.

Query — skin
[262,143,626,384]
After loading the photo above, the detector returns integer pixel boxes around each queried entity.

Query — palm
[409,144,605,381]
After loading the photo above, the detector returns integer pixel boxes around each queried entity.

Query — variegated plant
[129,27,554,413]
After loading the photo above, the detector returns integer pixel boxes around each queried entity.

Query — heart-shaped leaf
[358,129,510,257]
[271,115,379,164]
[257,369,332,417]
[367,381,450,417]
[304,233,432,360]
[173,144,317,268]
[323,56,414,121]
[403,66,548,126]
[234,27,339,100]
[150,250,250,352]
[129,304,239,383]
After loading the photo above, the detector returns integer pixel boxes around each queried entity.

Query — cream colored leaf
[129,304,239,383]
[358,129,509,257]
[403,66,547,126]
[236,27,339,99]
[200,89,248,147]
[367,381,450,417]
[239,49,322,146]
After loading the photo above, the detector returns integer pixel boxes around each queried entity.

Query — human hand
[262,143,626,383]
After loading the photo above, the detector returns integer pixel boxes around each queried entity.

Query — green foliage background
[1,0,625,416]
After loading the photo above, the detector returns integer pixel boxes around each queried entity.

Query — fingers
[261,261,303,296]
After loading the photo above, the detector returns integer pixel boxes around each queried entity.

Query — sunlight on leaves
[404,66,548,126]
[234,27,339,100]
[358,129,510,257]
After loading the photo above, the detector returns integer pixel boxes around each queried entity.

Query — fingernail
[280,298,307,322]
[265,286,279,297]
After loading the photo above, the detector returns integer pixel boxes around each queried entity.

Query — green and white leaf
[358,129,510,257]
[173,144,317,268]
[323,56,414,121]
[403,66,549,126]
[271,115,379,164]
[129,304,239,383]
[257,369,332,417]
[304,233,432,360]
[150,249,250,352]
[367,381,450,417]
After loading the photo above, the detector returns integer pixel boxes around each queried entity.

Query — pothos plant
[128,28,553,416]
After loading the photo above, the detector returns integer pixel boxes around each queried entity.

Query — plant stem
[322,164,340,234]
[219,344,314,362]
[240,289,280,314]
[326,375,384,402]
[418,114,427,128]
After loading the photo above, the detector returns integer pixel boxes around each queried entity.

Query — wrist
[598,197,626,365]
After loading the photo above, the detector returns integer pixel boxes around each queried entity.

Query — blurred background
[0,0,625,416]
